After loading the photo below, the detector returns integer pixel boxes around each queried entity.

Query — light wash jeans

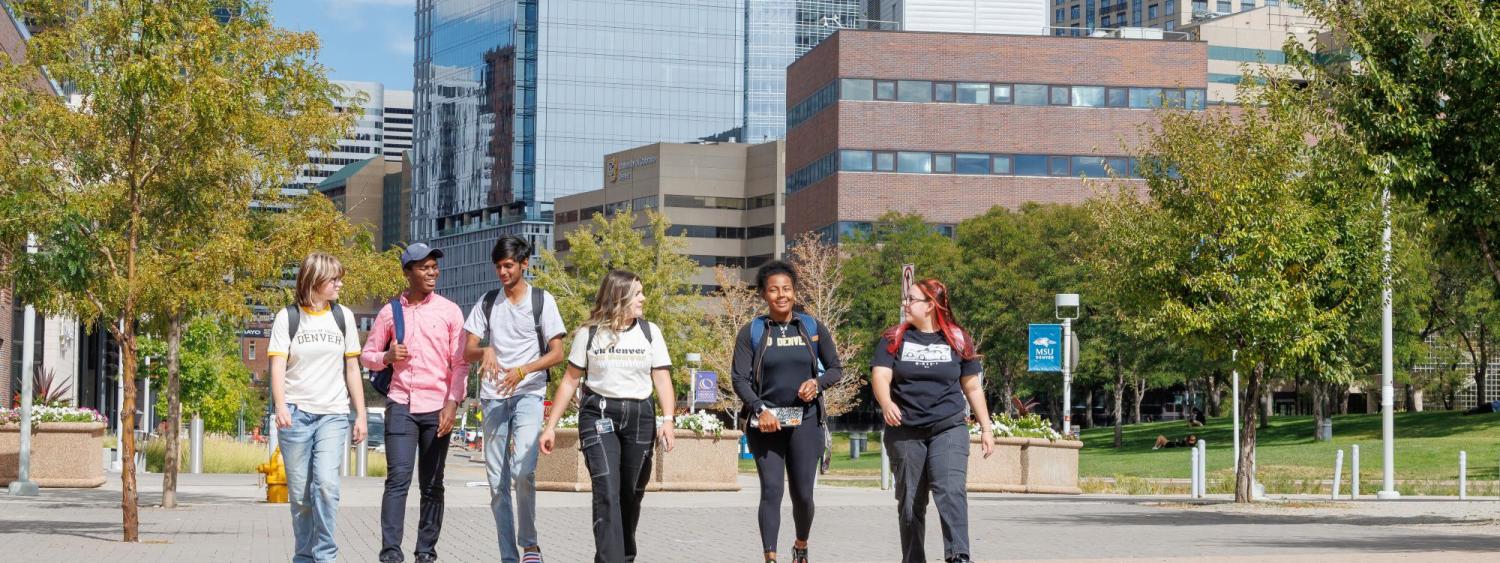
[279,404,351,563]
[483,394,545,562]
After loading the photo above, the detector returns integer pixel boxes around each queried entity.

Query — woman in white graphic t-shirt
[268,252,368,563]
[539,269,676,563]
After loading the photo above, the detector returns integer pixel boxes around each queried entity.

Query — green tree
[838,213,961,369]
[141,316,264,434]
[1092,77,1385,502]
[0,0,351,539]
[532,210,705,394]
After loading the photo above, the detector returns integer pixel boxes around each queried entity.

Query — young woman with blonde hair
[269,251,367,563]
[539,270,676,563]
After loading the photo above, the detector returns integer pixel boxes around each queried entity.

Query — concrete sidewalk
[1,451,1497,561]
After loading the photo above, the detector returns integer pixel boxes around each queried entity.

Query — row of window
[665,224,775,240]
[813,221,956,244]
[789,78,1207,130]
[688,254,773,269]
[662,194,776,211]
[839,150,1142,179]
[561,195,662,225]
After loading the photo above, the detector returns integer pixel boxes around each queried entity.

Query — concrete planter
[0,422,108,488]
[966,437,1029,493]
[653,429,742,491]
[965,435,1082,495]
[535,428,744,492]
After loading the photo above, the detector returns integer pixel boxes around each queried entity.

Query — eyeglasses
[902,296,931,305]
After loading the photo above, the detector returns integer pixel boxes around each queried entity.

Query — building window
[1049,85,1072,106]
[1107,87,1129,107]
[1162,88,1187,108]
[933,153,955,174]
[956,153,990,174]
[1102,15,1112,27]
[1186,88,1207,110]
[875,80,897,100]
[992,155,1013,175]
[1217,0,1230,11]
[933,82,956,103]
[248,342,256,361]
[1193,0,1208,11]
[992,84,1014,104]
[1129,87,1164,108]
[1015,84,1049,106]
[746,194,776,209]
[1148,4,1158,18]
[1166,0,1177,13]
[897,152,932,174]
[875,152,896,172]
[1048,156,1072,176]
[1071,5,1080,18]
[1072,86,1106,107]
[1241,0,1253,9]
[957,83,990,104]
[1056,7,1065,21]
[1072,156,1108,178]
[665,195,746,210]
[841,78,874,101]
[1107,157,1132,177]
[897,81,933,103]
[633,195,659,210]
[840,150,874,171]
[1014,155,1048,176]
[1165,20,1176,30]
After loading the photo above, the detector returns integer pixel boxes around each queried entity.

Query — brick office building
[783,30,1207,240]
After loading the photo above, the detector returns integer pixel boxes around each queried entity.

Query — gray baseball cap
[400,242,444,268]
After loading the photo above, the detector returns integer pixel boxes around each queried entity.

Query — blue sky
[270,0,415,91]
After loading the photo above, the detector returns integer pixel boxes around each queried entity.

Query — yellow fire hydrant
[257,447,289,504]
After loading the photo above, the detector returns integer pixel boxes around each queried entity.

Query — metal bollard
[1191,448,1201,498]
[340,443,351,477]
[1332,449,1344,499]
[880,432,892,491]
[1198,440,1208,495]
[1459,451,1467,500]
[1351,445,1360,499]
[357,442,369,477]
[190,415,204,474]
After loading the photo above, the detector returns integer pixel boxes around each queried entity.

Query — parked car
[362,407,386,453]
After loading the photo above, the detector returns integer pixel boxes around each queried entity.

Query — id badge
[595,418,616,434]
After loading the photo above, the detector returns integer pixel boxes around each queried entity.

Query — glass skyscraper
[414,0,745,307]
[743,0,863,143]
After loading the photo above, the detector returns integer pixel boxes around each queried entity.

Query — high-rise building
[1051,0,1290,35]
[744,0,865,144]
[1180,5,1322,103]
[413,0,745,308]
[869,0,1047,35]
[292,81,413,191]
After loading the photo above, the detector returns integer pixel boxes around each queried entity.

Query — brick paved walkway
[2,451,1497,561]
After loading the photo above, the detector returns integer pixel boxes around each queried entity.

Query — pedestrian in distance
[463,236,567,563]
[269,252,368,563]
[361,243,470,563]
[539,270,677,563]
[731,260,844,563]
[872,277,995,563]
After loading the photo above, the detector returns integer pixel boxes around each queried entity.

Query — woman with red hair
[872,278,994,563]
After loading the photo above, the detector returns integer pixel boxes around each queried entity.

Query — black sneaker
[946,556,972,563]
[415,553,437,563]
[378,549,403,563]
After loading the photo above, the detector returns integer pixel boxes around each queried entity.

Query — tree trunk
[1082,387,1095,429]
[1412,387,1424,411]
[108,317,140,542]
[1476,324,1489,404]
[1339,386,1350,415]
[999,365,1015,417]
[1312,382,1329,441]
[162,312,184,509]
[1113,360,1125,448]
[1047,393,1061,432]
[1260,380,1272,430]
[1207,370,1223,417]
[1132,377,1145,424]
[1236,362,1264,503]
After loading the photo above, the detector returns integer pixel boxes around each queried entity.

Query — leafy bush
[969,413,1067,442]
[0,405,107,426]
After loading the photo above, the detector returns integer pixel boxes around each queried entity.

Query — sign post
[1055,294,1080,436]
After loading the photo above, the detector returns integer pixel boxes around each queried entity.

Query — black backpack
[478,286,557,379]
[283,302,348,345]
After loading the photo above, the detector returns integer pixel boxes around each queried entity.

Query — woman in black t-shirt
[731,261,844,563]
[872,277,994,563]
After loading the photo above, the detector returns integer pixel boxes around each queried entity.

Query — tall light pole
[8,235,40,496]
[1057,293,1080,436]
[1377,185,1400,499]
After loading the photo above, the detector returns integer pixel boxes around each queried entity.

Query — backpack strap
[750,314,768,352]
[479,288,501,341]
[638,319,653,344]
[284,305,301,342]
[531,286,547,353]
[330,302,347,336]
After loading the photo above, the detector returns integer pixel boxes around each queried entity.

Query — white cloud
[389,37,415,56]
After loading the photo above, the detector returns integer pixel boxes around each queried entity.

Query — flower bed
[966,414,1082,494]
[537,413,740,492]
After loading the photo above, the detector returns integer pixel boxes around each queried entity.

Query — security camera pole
[1056,294,1080,436]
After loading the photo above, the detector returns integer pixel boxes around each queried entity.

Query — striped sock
[521,551,543,563]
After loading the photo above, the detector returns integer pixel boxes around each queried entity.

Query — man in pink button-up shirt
[361,243,469,563]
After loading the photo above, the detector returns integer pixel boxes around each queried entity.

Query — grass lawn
[1077,410,1500,493]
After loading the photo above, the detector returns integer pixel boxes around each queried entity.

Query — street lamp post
[8,236,40,496]
[1377,185,1400,500]
[1056,294,1080,436]
[685,352,701,414]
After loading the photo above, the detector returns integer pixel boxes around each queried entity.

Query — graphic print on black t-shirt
[873,329,981,428]
[758,322,817,409]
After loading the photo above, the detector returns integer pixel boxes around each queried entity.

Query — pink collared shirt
[360,291,469,414]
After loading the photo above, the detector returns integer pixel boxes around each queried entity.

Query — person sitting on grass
[1153,434,1198,450]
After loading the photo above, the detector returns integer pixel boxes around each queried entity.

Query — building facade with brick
[783,29,1207,239]
[554,141,786,292]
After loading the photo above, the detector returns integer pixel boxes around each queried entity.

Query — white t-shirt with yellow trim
[268,305,361,415]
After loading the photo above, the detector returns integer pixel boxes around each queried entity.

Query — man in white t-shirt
[463,236,567,563]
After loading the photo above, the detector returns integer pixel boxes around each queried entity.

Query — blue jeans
[483,394,545,562]
[279,404,350,563]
